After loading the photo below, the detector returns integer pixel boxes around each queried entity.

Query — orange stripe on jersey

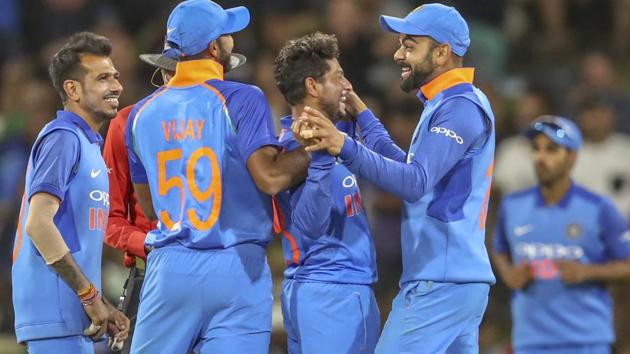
[200,82,236,130]
[479,160,494,230]
[200,82,227,105]
[271,197,285,234]
[135,88,170,123]
[486,160,494,178]
[283,230,300,265]
[12,192,27,263]
[271,197,300,264]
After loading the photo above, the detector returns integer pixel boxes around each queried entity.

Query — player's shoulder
[572,183,610,207]
[39,119,81,142]
[128,88,167,128]
[439,94,483,116]
[32,123,81,161]
[208,79,266,101]
[142,86,166,103]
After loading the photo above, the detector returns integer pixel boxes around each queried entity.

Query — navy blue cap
[165,0,250,57]
[526,116,582,150]
[380,3,470,56]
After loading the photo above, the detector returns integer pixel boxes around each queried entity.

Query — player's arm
[491,202,532,290]
[125,105,158,222]
[297,99,488,202]
[291,152,334,238]
[26,193,111,340]
[343,90,407,161]
[280,130,335,239]
[103,110,147,259]
[557,199,630,284]
[25,130,112,339]
[247,146,310,195]
[232,86,309,195]
[132,184,156,221]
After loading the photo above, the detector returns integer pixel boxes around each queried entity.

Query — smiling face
[394,34,439,92]
[76,54,122,121]
[316,58,352,122]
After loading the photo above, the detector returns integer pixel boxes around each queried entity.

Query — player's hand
[504,262,532,290]
[297,106,346,156]
[290,118,319,147]
[557,260,589,284]
[104,300,130,351]
[83,296,109,340]
[341,89,367,120]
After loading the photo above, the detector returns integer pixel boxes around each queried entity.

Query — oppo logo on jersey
[88,190,109,231]
[342,175,357,188]
[430,127,464,144]
[89,190,110,208]
[515,242,584,260]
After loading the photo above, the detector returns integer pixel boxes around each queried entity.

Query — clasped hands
[291,89,367,156]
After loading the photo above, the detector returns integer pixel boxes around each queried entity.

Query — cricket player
[126,1,308,353]
[273,32,380,354]
[12,32,129,353]
[104,39,246,354]
[293,4,496,353]
[493,116,630,354]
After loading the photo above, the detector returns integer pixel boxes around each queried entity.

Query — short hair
[48,32,113,102]
[274,32,340,105]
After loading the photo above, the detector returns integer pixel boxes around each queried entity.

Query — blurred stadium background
[1,0,630,353]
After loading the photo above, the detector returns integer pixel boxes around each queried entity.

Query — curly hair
[274,32,340,105]
[48,32,112,102]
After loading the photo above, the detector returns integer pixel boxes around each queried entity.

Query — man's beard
[83,90,118,121]
[400,55,434,93]
[322,98,343,123]
[216,44,231,72]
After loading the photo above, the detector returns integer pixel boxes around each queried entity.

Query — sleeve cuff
[243,139,282,162]
[29,184,64,202]
[339,136,358,162]
[356,109,377,128]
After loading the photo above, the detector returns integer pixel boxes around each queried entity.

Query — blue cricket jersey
[12,111,109,342]
[275,117,377,285]
[338,68,496,285]
[494,183,630,349]
[126,60,280,250]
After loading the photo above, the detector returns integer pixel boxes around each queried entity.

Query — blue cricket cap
[526,116,582,150]
[380,3,470,56]
[165,0,250,57]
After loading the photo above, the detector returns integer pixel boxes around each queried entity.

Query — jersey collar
[418,67,475,103]
[55,110,103,145]
[535,181,575,208]
[167,59,224,87]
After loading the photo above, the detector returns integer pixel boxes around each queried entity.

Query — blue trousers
[376,281,489,354]
[130,243,272,354]
[282,279,381,354]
